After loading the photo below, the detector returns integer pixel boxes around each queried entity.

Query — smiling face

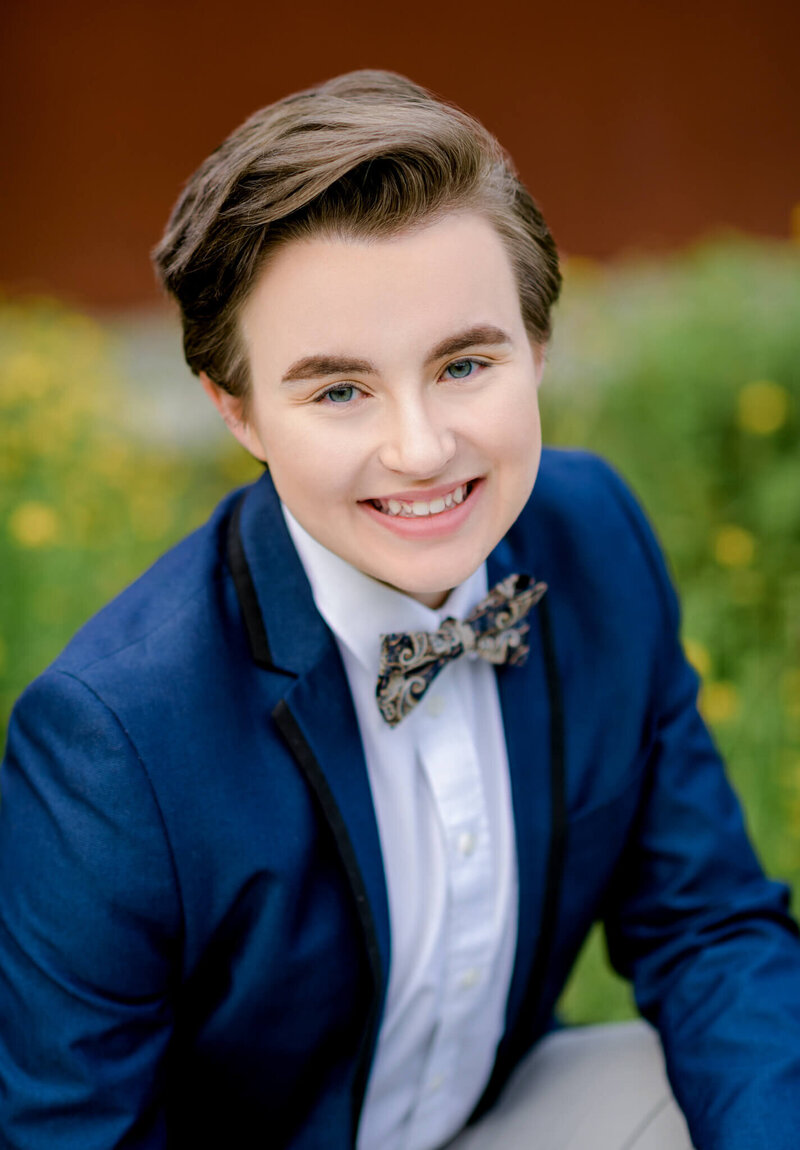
[204,212,544,608]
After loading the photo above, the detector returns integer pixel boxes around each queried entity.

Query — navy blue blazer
[1,449,799,1149]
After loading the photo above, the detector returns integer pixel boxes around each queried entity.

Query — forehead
[240,213,525,370]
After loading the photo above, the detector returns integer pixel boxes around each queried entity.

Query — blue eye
[321,384,358,404]
[443,358,479,380]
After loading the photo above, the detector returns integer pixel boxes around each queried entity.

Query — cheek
[258,417,362,502]
[475,386,541,464]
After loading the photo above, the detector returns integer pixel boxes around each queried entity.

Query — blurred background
[2,0,799,1021]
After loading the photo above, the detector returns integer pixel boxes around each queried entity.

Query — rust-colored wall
[2,0,798,308]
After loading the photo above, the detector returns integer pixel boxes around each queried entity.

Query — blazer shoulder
[50,485,247,682]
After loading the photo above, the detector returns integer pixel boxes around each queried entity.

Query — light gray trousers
[448,1022,693,1150]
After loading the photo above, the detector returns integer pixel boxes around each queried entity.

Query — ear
[200,373,267,462]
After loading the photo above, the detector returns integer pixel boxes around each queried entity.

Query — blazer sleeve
[0,668,182,1148]
[597,462,800,1150]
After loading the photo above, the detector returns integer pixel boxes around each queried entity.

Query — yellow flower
[683,638,712,679]
[737,380,790,435]
[0,351,53,406]
[8,501,60,547]
[713,524,755,568]
[701,680,740,725]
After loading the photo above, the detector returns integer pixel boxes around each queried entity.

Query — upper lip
[362,478,478,504]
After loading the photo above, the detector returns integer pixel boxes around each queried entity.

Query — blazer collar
[232,470,526,675]
[229,469,332,677]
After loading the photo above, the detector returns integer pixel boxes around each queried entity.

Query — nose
[377,394,457,478]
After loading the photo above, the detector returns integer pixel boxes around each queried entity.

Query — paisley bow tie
[376,573,547,727]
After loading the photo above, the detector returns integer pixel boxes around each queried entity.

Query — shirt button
[459,968,481,990]
[428,1072,445,1094]
[457,830,477,857]
[425,694,446,718]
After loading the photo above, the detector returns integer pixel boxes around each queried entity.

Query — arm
[0,670,182,1148]
[599,463,800,1149]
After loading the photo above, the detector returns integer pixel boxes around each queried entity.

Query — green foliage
[1,237,798,1024]
[0,300,260,733]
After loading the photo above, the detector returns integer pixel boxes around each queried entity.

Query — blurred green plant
[1,236,798,1024]
[0,298,260,732]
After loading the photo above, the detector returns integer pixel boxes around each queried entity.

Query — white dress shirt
[283,507,519,1150]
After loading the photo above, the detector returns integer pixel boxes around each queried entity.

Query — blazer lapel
[481,534,566,1106]
[230,473,391,1119]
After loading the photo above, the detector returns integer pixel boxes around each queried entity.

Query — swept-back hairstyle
[153,70,561,402]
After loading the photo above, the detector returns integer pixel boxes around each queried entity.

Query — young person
[1,70,799,1150]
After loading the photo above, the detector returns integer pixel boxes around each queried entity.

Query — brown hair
[152,70,561,404]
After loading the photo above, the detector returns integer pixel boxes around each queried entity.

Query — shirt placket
[403,668,497,1147]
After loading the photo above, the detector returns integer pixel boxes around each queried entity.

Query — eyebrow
[279,324,513,385]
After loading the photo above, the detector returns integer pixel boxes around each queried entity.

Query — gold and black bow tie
[376,573,547,726]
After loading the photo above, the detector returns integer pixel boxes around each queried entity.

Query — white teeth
[375,483,470,517]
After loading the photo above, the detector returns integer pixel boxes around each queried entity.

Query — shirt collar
[282,505,489,675]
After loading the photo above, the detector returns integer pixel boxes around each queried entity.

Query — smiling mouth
[368,481,475,518]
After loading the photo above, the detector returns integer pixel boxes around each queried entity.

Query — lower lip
[359,480,483,539]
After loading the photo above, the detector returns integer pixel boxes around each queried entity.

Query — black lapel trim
[526,592,567,1002]
[226,494,275,671]
[471,591,567,1118]
[272,699,384,1144]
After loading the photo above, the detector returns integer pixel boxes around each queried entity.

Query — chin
[380,560,479,607]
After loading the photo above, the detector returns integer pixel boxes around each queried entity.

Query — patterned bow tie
[376,573,547,727]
